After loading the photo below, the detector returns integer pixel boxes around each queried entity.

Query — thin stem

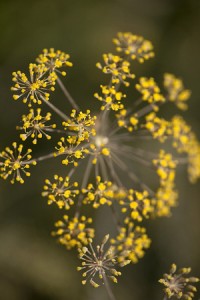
[111,152,154,196]
[45,127,78,135]
[41,96,69,121]
[26,152,55,164]
[57,76,80,111]
[103,273,117,300]
[74,156,93,218]
[110,204,121,232]
[135,103,155,118]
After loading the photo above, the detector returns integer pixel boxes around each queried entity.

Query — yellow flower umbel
[17,108,56,144]
[113,32,154,63]
[170,116,200,183]
[164,73,191,111]
[1,33,200,296]
[52,215,94,250]
[119,189,152,222]
[0,142,36,184]
[42,175,79,209]
[62,109,96,144]
[111,221,151,265]
[11,63,56,106]
[94,84,126,111]
[159,264,199,300]
[144,112,170,142]
[82,176,114,208]
[36,48,73,76]
[135,77,165,108]
[55,136,89,167]
[96,53,135,86]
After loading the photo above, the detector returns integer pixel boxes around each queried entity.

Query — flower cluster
[42,175,79,209]
[17,108,56,144]
[111,221,151,264]
[159,264,199,300]
[77,235,122,287]
[136,77,165,107]
[164,73,191,111]
[11,64,57,106]
[36,48,73,75]
[113,32,154,62]
[82,176,114,208]
[52,215,94,250]
[0,142,36,184]
[0,32,199,295]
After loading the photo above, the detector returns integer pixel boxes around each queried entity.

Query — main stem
[74,156,93,218]
[103,274,117,300]
[41,97,69,121]
[57,76,80,111]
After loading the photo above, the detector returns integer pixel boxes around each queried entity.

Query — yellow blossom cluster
[55,136,89,166]
[82,176,114,208]
[96,53,135,86]
[62,110,96,144]
[0,32,199,294]
[42,174,79,209]
[170,116,200,183]
[94,84,126,111]
[0,142,36,184]
[111,221,151,264]
[153,150,177,184]
[52,215,94,250]
[164,73,191,110]
[113,32,154,63]
[11,63,57,106]
[119,189,152,221]
[17,108,56,144]
[116,109,139,131]
[151,150,178,217]
[36,48,73,75]
[144,112,170,142]
[135,77,165,107]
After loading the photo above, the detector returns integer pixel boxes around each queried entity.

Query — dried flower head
[159,263,199,300]
[77,234,122,287]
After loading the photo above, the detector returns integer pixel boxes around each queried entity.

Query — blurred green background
[0,0,200,299]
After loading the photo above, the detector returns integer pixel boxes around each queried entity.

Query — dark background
[0,0,200,299]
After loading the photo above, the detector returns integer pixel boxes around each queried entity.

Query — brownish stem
[57,77,80,111]
[103,274,117,300]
